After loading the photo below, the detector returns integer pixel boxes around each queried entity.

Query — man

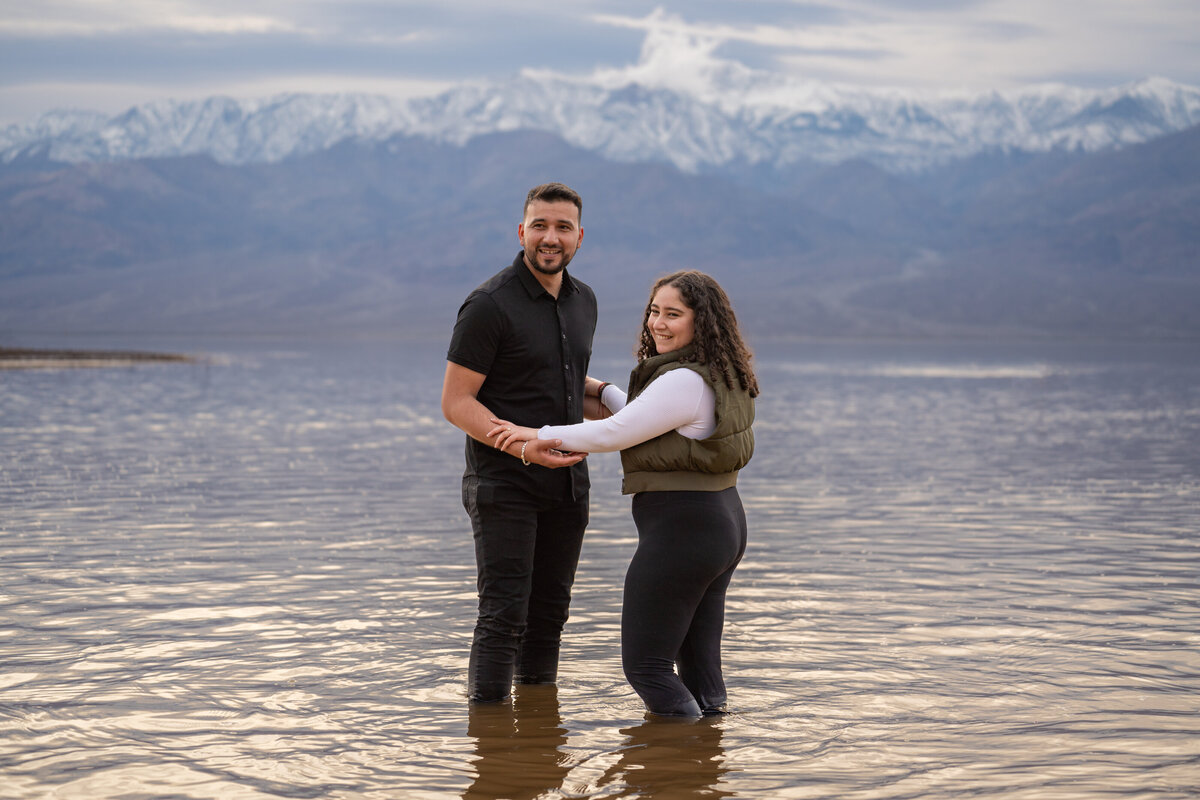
[441,182,597,703]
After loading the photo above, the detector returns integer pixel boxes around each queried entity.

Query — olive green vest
[620,346,755,494]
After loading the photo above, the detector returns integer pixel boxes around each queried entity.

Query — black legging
[622,486,748,716]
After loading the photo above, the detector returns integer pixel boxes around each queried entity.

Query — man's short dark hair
[524,182,582,220]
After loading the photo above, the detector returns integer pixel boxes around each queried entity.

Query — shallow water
[2,337,1198,799]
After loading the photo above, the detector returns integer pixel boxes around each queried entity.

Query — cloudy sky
[3,0,1199,125]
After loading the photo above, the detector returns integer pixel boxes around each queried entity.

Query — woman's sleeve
[599,383,627,414]
[539,369,710,452]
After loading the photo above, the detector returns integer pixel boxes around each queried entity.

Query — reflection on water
[462,688,731,799]
[1,336,1198,799]
[464,686,569,800]
[593,716,731,799]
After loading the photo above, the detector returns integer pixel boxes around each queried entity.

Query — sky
[2,0,1199,125]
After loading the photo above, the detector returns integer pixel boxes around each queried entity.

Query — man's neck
[523,257,563,299]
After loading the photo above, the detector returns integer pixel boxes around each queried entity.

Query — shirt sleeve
[446,292,502,375]
[599,383,626,413]
[539,368,715,452]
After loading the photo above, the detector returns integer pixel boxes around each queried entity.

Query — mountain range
[5,74,1200,174]
[2,70,1198,341]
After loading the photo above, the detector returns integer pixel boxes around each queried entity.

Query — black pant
[462,476,588,702]
[623,487,747,716]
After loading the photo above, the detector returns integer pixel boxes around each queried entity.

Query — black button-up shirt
[447,251,598,500]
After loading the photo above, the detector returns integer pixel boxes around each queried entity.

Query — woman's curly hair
[636,270,759,398]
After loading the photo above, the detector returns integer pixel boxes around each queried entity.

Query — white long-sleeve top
[538,368,716,453]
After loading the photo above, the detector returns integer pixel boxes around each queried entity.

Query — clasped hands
[488,418,587,468]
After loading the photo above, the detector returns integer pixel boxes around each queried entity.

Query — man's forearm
[444,394,505,448]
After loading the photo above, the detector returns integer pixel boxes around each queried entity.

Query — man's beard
[527,250,572,275]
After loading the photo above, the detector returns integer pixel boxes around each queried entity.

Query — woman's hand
[488,418,587,468]
[488,418,538,454]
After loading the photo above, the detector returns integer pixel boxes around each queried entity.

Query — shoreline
[0,347,198,370]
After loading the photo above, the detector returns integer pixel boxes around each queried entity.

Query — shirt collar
[512,250,578,299]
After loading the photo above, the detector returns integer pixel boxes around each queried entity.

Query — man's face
[518,200,583,276]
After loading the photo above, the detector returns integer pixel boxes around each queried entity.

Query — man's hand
[522,438,587,468]
[583,375,614,420]
[488,417,587,468]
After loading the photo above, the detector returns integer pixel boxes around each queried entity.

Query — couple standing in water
[441,182,758,717]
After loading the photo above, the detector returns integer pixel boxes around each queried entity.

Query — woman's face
[647,285,695,354]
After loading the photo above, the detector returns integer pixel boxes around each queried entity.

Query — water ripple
[1,338,1198,798]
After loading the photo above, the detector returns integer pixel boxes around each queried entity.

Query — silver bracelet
[520,441,530,466]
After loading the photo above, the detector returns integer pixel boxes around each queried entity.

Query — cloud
[579,11,746,97]
[585,2,1200,91]
[1,1,1198,125]
[0,0,300,36]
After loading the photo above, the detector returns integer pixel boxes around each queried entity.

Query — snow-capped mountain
[3,57,1199,173]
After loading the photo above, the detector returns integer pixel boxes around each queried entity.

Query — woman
[490,270,758,717]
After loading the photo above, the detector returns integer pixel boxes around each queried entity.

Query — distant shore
[0,347,198,369]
